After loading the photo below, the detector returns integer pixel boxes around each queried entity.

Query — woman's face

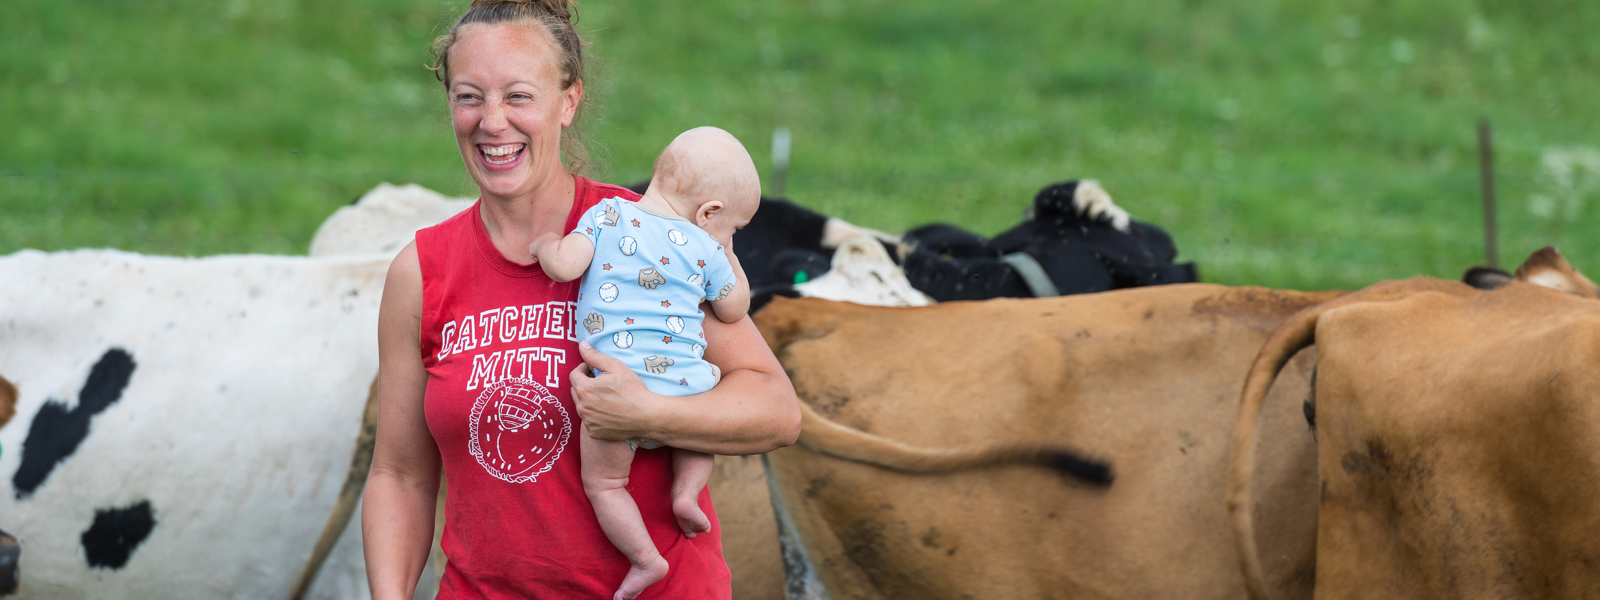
[447,23,582,202]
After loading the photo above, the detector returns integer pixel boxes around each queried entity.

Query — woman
[360,1,801,598]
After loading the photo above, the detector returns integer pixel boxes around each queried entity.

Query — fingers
[577,341,625,373]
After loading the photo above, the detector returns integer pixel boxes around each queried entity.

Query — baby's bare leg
[670,449,715,537]
[581,423,669,600]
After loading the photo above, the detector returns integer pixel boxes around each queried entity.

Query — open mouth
[479,143,525,166]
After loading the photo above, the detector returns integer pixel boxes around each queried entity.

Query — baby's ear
[696,200,725,227]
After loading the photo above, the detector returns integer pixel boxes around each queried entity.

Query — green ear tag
[793,271,809,285]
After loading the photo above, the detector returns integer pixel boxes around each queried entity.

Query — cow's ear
[1462,266,1513,291]
[1513,246,1600,298]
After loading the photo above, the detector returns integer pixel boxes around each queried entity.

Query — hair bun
[468,0,574,20]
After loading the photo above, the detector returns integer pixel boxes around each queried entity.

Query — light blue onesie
[572,197,738,406]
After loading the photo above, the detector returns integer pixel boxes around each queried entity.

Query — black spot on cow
[13,348,136,498]
[1304,363,1318,439]
[81,499,156,570]
[0,528,18,595]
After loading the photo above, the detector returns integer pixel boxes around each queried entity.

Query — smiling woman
[358,1,800,599]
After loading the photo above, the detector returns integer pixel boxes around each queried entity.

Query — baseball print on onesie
[574,197,736,398]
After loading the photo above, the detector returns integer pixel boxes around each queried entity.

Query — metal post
[1478,118,1499,268]
[771,126,791,198]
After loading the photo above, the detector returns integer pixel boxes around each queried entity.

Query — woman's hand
[570,341,667,441]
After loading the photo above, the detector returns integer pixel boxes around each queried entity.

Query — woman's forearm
[648,365,800,455]
[569,313,800,455]
[362,468,440,600]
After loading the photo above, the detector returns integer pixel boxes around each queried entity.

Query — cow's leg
[0,528,16,595]
[580,424,668,600]
[670,449,715,537]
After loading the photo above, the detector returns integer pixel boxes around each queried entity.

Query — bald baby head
[649,127,761,237]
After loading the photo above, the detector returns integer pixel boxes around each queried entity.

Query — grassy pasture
[2,0,1597,290]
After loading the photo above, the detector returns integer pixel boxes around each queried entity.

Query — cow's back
[755,284,1338,599]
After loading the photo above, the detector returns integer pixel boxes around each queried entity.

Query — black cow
[900,181,1197,300]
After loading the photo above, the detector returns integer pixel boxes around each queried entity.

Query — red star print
[659,257,670,265]
[679,378,688,386]
[631,219,641,227]
[698,332,704,338]
[624,317,635,325]
[585,227,593,234]
[661,300,671,308]
[697,260,706,267]
[602,263,612,270]
[663,336,673,343]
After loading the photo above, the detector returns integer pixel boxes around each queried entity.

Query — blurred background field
[2,0,1596,291]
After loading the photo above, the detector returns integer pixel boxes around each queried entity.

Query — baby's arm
[529,232,596,283]
[708,242,750,323]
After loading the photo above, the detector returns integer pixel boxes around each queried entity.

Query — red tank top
[416,175,731,599]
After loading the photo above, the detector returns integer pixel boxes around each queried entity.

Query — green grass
[3,0,1598,290]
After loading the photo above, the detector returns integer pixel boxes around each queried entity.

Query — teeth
[483,145,521,156]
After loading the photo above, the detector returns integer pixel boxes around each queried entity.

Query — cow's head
[1461,247,1599,299]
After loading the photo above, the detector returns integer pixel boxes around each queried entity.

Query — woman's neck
[478,171,577,266]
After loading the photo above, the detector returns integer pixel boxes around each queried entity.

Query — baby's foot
[673,495,712,538]
[614,554,669,600]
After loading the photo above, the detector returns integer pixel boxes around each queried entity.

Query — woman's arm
[362,243,442,600]
[569,306,800,455]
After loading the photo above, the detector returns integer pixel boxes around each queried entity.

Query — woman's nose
[481,99,509,132]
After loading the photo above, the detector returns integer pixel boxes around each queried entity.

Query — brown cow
[754,284,1343,599]
[1228,248,1600,599]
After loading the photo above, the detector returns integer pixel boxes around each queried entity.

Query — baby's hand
[528,232,562,263]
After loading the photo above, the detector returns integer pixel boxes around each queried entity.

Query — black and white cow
[0,250,390,599]
[628,179,1198,308]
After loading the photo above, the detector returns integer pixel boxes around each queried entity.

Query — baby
[530,126,757,600]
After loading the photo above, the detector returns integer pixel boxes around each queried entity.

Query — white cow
[0,250,391,600]
[309,183,473,258]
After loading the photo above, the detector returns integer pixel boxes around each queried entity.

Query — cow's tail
[798,400,1112,485]
[1226,302,1327,600]
[289,374,381,600]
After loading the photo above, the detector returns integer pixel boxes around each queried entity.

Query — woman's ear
[696,200,725,227]
[560,79,584,127]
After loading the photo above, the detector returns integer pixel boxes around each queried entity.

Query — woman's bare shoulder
[381,242,423,323]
